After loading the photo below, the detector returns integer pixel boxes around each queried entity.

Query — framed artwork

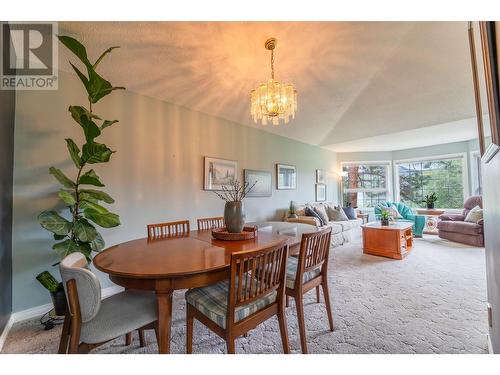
[469,21,500,163]
[276,164,296,190]
[204,157,237,191]
[316,169,326,184]
[244,169,272,197]
[315,184,326,202]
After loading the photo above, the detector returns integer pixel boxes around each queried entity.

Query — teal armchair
[374,202,425,238]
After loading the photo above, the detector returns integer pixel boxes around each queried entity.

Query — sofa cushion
[327,205,349,221]
[342,206,357,220]
[437,220,483,235]
[464,205,483,223]
[326,222,343,235]
[305,206,326,226]
[314,205,330,226]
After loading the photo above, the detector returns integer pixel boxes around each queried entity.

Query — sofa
[284,202,362,247]
[374,202,425,238]
[437,196,484,247]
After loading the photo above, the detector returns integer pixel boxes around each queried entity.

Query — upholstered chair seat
[58,252,158,353]
[285,257,321,289]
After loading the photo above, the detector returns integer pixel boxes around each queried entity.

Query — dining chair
[197,216,225,231]
[285,227,334,354]
[58,252,158,354]
[185,240,290,354]
[147,220,190,240]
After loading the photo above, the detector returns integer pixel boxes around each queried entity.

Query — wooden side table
[357,212,369,224]
[416,209,445,235]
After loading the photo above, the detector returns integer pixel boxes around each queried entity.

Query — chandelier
[250,38,297,126]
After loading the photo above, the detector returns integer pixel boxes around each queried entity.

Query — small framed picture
[315,184,326,202]
[244,169,272,197]
[276,164,296,190]
[316,169,326,184]
[204,157,237,191]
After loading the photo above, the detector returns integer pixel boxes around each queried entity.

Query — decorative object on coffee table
[288,201,298,219]
[362,221,413,260]
[315,183,326,202]
[211,226,258,241]
[276,164,296,189]
[380,209,390,226]
[244,169,272,197]
[212,179,257,233]
[422,192,438,209]
[204,157,237,191]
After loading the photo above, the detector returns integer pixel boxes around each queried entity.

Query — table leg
[156,290,173,354]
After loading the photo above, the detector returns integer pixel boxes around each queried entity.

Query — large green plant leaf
[101,119,118,130]
[52,239,80,258]
[90,232,105,252]
[79,169,104,187]
[73,218,98,242]
[80,200,109,214]
[65,138,82,168]
[84,209,120,228]
[93,46,120,69]
[58,190,76,206]
[49,167,75,188]
[86,68,125,104]
[80,189,114,204]
[38,211,72,235]
[82,142,114,164]
[57,36,92,67]
[69,106,101,142]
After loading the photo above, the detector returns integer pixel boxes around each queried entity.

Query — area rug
[2,233,488,354]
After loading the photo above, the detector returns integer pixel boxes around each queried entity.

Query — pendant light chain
[271,49,275,80]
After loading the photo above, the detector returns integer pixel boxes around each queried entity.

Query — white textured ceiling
[59,21,477,151]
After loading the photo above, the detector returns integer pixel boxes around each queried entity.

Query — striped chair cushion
[286,257,321,289]
[185,279,276,329]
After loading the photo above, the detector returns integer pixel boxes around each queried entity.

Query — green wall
[12,70,338,312]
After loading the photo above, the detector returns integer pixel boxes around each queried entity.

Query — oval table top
[93,221,316,279]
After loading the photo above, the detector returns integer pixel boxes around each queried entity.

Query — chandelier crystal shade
[250,38,297,126]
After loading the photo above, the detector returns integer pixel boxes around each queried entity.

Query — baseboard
[0,285,124,352]
[0,315,15,353]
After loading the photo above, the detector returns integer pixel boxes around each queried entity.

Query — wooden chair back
[147,220,190,240]
[295,227,332,285]
[228,240,289,319]
[197,216,224,231]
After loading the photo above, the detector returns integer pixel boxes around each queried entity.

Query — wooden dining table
[93,221,315,354]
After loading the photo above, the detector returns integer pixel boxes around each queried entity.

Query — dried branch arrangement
[213,179,258,202]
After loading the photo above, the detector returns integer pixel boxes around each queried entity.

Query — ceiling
[59,21,477,152]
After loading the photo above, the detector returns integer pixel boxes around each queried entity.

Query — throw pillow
[464,205,483,223]
[389,204,403,219]
[305,206,325,226]
[328,205,349,221]
[342,206,356,220]
[314,205,330,226]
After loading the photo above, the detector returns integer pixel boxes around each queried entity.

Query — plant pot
[381,218,390,226]
[426,203,435,209]
[50,289,67,317]
[224,201,246,233]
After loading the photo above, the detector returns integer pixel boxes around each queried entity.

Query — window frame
[393,153,470,210]
[470,150,483,196]
[340,160,393,209]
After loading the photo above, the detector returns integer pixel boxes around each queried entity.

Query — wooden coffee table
[361,221,413,260]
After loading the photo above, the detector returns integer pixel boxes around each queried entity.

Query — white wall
[12,70,338,312]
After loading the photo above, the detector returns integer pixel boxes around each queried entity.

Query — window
[395,155,467,209]
[341,162,391,208]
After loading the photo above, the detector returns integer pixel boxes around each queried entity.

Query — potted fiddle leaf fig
[38,35,124,268]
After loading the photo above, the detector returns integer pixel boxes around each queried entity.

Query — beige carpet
[2,233,488,354]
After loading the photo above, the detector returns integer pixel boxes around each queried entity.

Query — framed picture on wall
[204,157,237,191]
[316,169,326,184]
[244,169,272,197]
[315,183,326,202]
[276,164,296,190]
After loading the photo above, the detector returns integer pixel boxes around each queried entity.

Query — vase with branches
[213,180,257,233]
[37,35,124,264]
